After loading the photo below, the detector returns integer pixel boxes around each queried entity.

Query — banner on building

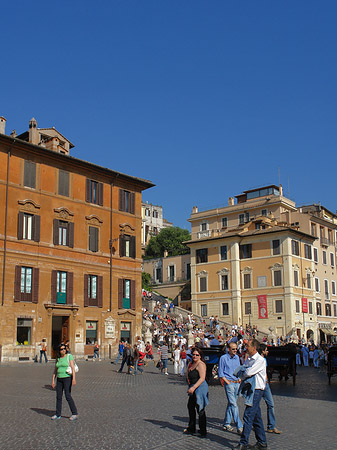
[257,295,268,319]
[302,297,308,313]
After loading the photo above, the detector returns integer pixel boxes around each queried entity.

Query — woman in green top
[51,344,78,420]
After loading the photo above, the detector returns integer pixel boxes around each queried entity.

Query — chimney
[163,250,168,258]
[0,116,6,134]
[279,184,283,196]
[228,197,235,206]
[192,206,198,214]
[29,117,39,145]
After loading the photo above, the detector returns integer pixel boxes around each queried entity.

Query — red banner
[257,295,268,319]
[302,297,308,313]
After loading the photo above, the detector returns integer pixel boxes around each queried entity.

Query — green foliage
[142,272,152,290]
[145,227,191,258]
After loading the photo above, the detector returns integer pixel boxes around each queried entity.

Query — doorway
[52,316,69,358]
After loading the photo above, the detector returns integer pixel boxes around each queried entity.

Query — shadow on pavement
[43,384,54,391]
[30,408,55,417]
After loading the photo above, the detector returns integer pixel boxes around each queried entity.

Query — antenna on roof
[278,167,281,187]
[287,177,290,197]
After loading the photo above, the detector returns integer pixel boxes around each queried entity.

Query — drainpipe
[2,143,14,306]
[109,183,113,313]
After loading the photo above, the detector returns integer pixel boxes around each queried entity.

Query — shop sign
[105,317,115,339]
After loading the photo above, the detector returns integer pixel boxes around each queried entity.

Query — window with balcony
[196,248,208,264]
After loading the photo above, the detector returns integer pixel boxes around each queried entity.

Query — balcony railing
[320,237,333,247]
[197,230,212,239]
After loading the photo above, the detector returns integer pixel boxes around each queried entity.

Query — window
[89,226,99,252]
[275,300,283,313]
[320,227,324,239]
[311,223,316,236]
[17,318,32,345]
[155,268,162,282]
[200,304,207,317]
[261,209,267,216]
[334,304,337,317]
[323,251,327,265]
[153,210,158,218]
[315,277,320,292]
[292,240,299,256]
[200,277,207,292]
[120,235,135,258]
[196,248,208,264]
[53,219,74,248]
[24,160,36,188]
[295,300,300,313]
[332,281,336,296]
[200,222,208,231]
[326,304,332,317]
[316,302,322,315]
[86,321,97,344]
[222,217,228,228]
[84,275,103,307]
[245,302,251,315]
[243,273,251,289]
[272,239,280,255]
[294,271,299,287]
[274,270,282,286]
[17,212,40,242]
[240,244,252,259]
[222,303,229,315]
[313,248,318,263]
[168,265,175,282]
[309,301,313,314]
[86,179,103,205]
[186,263,191,280]
[118,279,135,310]
[51,270,73,305]
[58,170,69,196]
[220,245,227,260]
[14,266,39,303]
[324,279,329,299]
[119,189,135,214]
[304,244,312,260]
[307,274,311,289]
[239,212,249,224]
[331,253,335,267]
[221,274,228,290]
[145,208,150,216]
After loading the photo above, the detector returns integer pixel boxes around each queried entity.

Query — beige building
[186,185,337,343]
[141,202,172,253]
[143,254,191,308]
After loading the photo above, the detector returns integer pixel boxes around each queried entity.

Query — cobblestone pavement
[0,360,336,450]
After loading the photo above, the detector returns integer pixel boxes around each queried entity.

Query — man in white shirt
[232,339,267,450]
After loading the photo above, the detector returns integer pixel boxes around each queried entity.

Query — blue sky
[2,1,337,228]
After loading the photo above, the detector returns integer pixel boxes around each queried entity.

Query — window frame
[196,248,208,264]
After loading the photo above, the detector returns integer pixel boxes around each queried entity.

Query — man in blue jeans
[232,339,267,450]
[259,344,281,434]
[218,342,243,435]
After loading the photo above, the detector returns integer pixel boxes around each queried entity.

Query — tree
[145,227,191,258]
[142,272,152,290]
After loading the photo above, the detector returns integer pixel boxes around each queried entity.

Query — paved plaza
[1,360,336,450]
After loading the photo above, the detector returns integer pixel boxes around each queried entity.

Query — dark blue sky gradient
[2,1,337,227]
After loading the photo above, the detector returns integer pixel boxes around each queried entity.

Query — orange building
[0,117,153,361]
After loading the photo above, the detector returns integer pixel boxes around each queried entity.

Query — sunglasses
[192,354,200,356]
[60,347,66,351]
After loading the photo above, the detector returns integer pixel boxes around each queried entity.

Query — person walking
[118,342,130,373]
[51,343,78,421]
[159,341,169,375]
[39,339,48,363]
[180,344,187,376]
[174,344,181,375]
[114,341,124,364]
[259,344,282,435]
[93,341,100,361]
[232,339,267,450]
[218,342,243,434]
[184,347,208,437]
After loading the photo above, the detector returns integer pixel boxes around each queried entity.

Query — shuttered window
[53,219,74,247]
[89,227,99,252]
[120,235,135,258]
[24,160,36,188]
[84,274,103,307]
[59,170,69,197]
[118,278,136,310]
[85,179,103,206]
[119,189,135,214]
[17,212,40,242]
[14,266,39,303]
[51,270,73,305]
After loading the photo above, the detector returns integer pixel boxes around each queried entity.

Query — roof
[0,133,154,191]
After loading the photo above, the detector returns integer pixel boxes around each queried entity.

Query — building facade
[141,202,172,253]
[187,185,337,343]
[0,117,153,361]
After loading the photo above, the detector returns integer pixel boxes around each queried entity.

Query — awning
[319,328,337,336]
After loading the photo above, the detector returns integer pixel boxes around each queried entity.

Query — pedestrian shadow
[43,384,54,391]
[31,408,55,417]
[145,417,234,447]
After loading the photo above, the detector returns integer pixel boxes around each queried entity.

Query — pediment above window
[241,266,252,274]
[217,268,230,275]
[197,270,208,277]
[85,214,103,226]
[270,263,283,269]
[54,207,74,220]
[119,223,135,235]
[18,199,40,212]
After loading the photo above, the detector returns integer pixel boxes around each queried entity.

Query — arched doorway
[306,329,313,341]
